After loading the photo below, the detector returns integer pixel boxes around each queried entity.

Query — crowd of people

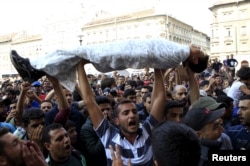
[0,39,249,166]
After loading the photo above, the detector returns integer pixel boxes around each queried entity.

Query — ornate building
[209,0,250,65]
[0,8,210,78]
[0,30,43,77]
[81,8,210,52]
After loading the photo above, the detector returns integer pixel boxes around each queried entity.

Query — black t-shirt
[227,59,238,67]
[212,62,222,72]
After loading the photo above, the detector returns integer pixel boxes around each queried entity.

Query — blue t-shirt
[225,125,250,150]
[45,102,85,136]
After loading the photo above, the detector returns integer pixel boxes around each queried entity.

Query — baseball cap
[204,73,211,77]
[191,96,226,110]
[32,81,41,86]
[182,107,225,131]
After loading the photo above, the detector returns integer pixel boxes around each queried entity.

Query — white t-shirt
[227,81,245,108]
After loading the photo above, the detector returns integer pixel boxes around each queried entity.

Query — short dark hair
[0,127,10,155]
[199,80,209,88]
[136,80,144,87]
[5,89,16,96]
[237,67,250,80]
[95,96,112,105]
[10,99,18,104]
[22,107,45,127]
[152,121,201,166]
[188,55,209,73]
[64,120,76,131]
[42,123,63,144]
[126,80,137,88]
[216,95,233,108]
[41,100,54,106]
[123,89,136,98]
[101,78,116,90]
[142,85,153,92]
[113,99,136,117]
[213,74,221,78]
[142,92,151,102]
[164,100,183,116]
[72,89,82,101]
[87,74,94,78]
[214,89,227,96]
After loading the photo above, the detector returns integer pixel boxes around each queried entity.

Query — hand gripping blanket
[30,39,190,91]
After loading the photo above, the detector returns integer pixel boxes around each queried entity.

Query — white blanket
[30,39,190,91]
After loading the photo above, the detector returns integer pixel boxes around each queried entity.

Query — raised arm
[77,60,104,129]
[163,68,175,90]
[185,62,200,105]
[150,69,165,122]
[47,75,70,125]
[44,88,55,101]
[16,82,31,123]
[47,75,69,111]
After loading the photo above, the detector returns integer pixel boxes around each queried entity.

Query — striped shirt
[95,115,159,166]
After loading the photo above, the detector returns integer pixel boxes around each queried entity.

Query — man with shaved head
[172,85,188,105]
[172,85,188,115]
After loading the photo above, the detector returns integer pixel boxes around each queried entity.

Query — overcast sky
[0,0,218,35]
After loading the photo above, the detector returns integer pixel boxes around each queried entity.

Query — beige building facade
[0,31,43,78]
[82,9,210,52]
[0,8,210,78]
[209,0,250,65]
[0,33,16,77]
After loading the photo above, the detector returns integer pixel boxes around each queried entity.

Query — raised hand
[29,125,44,149]
[5,109,17,122]
[22,141,48,166]
[25,89,37,100]
[189,45,204,64]
[110,144,131,166]
[21,81,32,92]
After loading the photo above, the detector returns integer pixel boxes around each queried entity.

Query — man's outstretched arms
[77,60,104,129]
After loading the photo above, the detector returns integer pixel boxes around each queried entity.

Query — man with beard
[42,123,86,166]
[226,95,250,150]
[0,127,47,166]
[172,85,188,114]
[77,60,167,166]
[10,40,208,165]
[172,85,188,105]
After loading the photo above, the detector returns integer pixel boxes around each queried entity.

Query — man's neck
[121,131,138,145]
[50,154,70,163]
[125,135,137,145]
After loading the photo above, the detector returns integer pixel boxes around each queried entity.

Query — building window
[223,11,232,21]
[241,42,247,51]
[213,29,219,37]
[225,28,231,37]
[225,43,232,52]
[213,15,217,22]
[241,26,246,36]
[240,10,247,19]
